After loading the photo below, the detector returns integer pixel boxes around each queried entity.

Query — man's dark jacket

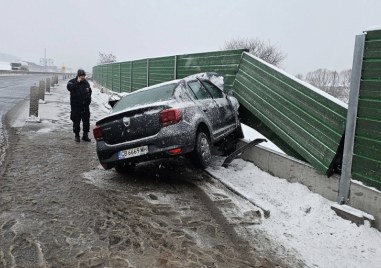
[67,78,92,107]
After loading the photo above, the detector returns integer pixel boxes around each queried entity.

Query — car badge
[123,117,130,127]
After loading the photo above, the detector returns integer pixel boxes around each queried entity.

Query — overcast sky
[1,0,380,75]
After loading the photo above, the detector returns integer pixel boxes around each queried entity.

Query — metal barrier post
[46,78,51,93]
[29,86,39,117]
[338,34,366,204]
[39,80,45,101]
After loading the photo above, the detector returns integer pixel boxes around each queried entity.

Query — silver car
[93,73,243,172]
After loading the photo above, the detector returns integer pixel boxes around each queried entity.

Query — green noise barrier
[93,49,246,93]
[352,29,381,190]
[233,52,348,175]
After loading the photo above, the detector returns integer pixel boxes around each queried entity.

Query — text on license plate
[118,146,148,159]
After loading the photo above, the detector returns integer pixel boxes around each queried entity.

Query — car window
[188,80,211,100]
[174,83,192,101]
[201,80,224,99]
[112,83,177,112]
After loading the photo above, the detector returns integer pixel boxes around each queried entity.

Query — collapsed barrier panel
[233,52,348,175]
[93,49,246,93]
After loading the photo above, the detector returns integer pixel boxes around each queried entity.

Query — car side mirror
[226,90,234,97]
[108,99,119,108]
[108,94,121,108]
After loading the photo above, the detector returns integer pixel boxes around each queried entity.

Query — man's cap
[77,69,86,76]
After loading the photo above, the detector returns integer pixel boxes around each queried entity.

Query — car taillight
[168,148,182,155]
[160,108,182,127]
[93,125,103,141]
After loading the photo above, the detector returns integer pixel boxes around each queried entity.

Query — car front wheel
[192,132,211,169]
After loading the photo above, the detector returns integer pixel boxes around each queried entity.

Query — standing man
[67,69,92,142]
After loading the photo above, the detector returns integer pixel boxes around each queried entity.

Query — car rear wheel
[192,132,211,169]
[115,162,136,173]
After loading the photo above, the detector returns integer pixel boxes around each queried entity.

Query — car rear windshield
[112,83,178,113]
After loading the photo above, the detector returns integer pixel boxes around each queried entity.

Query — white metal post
[338,34,366,204]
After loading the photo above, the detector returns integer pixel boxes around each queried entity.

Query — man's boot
[74,133,80,143]
[82,132,91,142]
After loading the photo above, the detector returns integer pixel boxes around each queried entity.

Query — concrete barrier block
[331,204,375,226]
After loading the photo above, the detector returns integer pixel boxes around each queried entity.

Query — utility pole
[40,49,54,72]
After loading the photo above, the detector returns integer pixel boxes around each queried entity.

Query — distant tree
[305,68,332,89]
[339,69,351,90]
[339,69,352,103]
[295,73,304,80]
[305,68,352,103]
[224,38,286,67]
[98,52,116,64]
[330,71,340,90]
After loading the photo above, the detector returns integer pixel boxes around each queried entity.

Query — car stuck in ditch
[93,73,243,172]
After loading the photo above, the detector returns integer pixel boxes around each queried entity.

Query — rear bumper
[95,125,195,168]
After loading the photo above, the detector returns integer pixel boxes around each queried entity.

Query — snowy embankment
[90,83,381,268]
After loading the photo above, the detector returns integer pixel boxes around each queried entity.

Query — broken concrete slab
[331,203,375,227]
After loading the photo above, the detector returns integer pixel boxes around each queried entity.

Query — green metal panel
[93,65,101,86]
[120,61,132,93]
[365,29,381,40]
[176,49,246,89]
[148,56,175,86]
[233,52,347,174]
[364,40,381,58]
[93,49,244,92]
[351,29,381,190]
[101,65,107,87]
[131,59,147,91]
[362,60,381,79]
[106,64,112,90]
[112,63,121,92]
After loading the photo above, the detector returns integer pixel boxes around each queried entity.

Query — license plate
[118,146,148,159]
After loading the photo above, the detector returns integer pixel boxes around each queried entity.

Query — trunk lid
[98,105,168,145]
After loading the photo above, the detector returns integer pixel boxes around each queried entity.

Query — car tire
[192,131,211,169]
[115,162,136,173]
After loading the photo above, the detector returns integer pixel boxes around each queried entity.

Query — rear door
[187,80,221,136]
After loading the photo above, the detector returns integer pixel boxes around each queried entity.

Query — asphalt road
[0,74,53,113]
[0,74,56,169]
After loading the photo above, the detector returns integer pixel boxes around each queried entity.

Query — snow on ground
[13,80,381,267]
[241,123,284,153]
[89,83,380,268]
[207,158,381,268]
